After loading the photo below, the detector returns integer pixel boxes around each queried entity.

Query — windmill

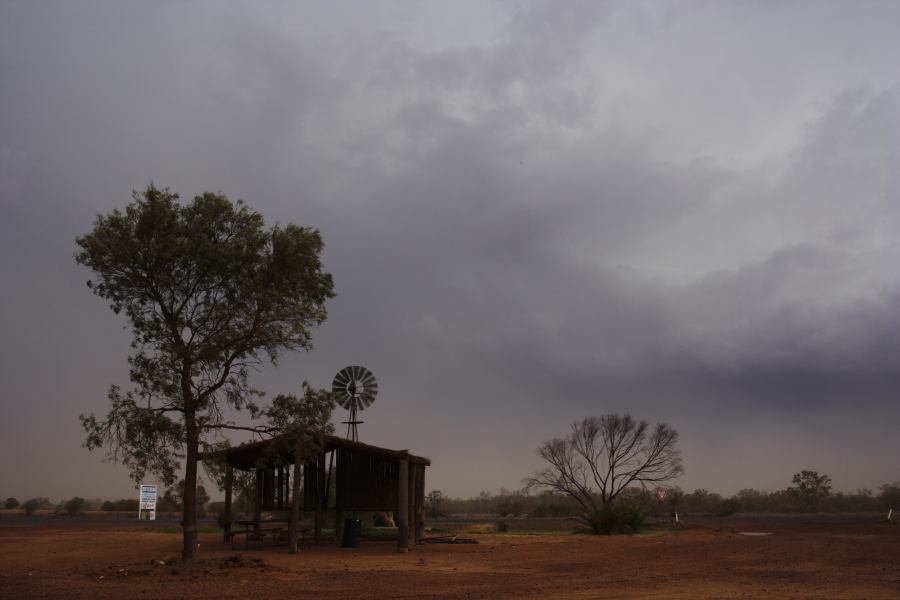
[331,365,378,442]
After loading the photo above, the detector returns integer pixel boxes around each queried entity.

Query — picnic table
[228,519,312,549]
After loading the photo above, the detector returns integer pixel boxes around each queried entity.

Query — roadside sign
[139,484,157,520]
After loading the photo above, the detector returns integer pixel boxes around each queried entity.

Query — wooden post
[223,463,233,543]
[276,466,283,510]
[335,455,343,544]
[314,453,325,545]
[398,458,409,552]
[407,463,415,547]
[415,464,426,544]
[289,448,302,553]
[284,465,290,510]
[253,469,262,534]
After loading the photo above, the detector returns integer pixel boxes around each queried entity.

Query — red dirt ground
[1,519,898,599]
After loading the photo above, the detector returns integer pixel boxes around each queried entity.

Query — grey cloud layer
[1,1,899,499]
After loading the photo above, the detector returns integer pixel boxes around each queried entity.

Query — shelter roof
[207,434,431,470]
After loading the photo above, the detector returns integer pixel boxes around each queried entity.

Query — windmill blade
[360,371,377,388]
[332,365,377,441]
[332,369,351,390]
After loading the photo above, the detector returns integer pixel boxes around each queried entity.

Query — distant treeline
[428,482,900,518]
[2,480,213,518]
[7,479,898,520]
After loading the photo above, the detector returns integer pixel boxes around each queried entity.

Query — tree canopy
[790,470,832,507]
[76,185,335,560]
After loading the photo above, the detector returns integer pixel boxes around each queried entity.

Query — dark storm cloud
[1,1,899,500]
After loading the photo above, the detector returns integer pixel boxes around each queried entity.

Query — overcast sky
[2,1,899,502]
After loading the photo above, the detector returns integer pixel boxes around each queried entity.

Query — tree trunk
[181,411,199,562]
[223,464,233,544]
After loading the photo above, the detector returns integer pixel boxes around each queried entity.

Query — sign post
[139,484,157,521]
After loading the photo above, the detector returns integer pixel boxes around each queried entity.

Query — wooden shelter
[214,435,430,552]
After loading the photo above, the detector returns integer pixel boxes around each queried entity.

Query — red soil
[1,519,898,598]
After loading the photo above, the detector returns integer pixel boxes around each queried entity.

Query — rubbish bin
[342,518,362,548]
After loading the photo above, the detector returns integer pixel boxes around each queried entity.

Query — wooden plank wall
[335,447,400,511]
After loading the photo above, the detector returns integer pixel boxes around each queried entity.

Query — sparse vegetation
[4,497,19,509]
[100,499,140,512]
[879,482,900,510]
[426,490,446,518]
[524,414,682,534]
[65,497,86,517]
[790,470,832,508]
[432,476,895,520]
[577,501,646,535]
[23,497,48,516]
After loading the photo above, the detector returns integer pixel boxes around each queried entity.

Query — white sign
[139,484,157,521]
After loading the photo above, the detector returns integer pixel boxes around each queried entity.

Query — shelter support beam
[415,463,425,544]
[314,453,325,544]
[407,463,415,547]
[335,456,343,543]
[253,469,262,533]
[289,451,302,553]
[398,458,409,552]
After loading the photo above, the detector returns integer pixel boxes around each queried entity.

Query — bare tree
[525,414,682,531]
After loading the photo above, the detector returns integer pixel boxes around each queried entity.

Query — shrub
[23,498,45,516]
[100,499,140,512]
[880,483,900,510]
[4,497,19,509]
[497,498,525,517]
[496,520,510,533]
[426,490,446,518]
[65,497,86,517]
[717,498,741,517]
[117,498,140,512]
[579,501,646,535]
[532,502,567,518]
[207,501,227,528]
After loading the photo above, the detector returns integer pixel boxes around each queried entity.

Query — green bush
[65,497,86,517]
[880,483,900,510]
[4,497,19,509]
[579,502,646,535]
[532,499,577,518]
[207,501,228,528]
[212,508,228,529]
[100,499,140,512]
[716,498,741,517]
[496,520,510,533]
[23,498,45,516]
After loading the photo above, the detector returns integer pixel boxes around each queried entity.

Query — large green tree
[790,470,832,508]
[76,185,334,561]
